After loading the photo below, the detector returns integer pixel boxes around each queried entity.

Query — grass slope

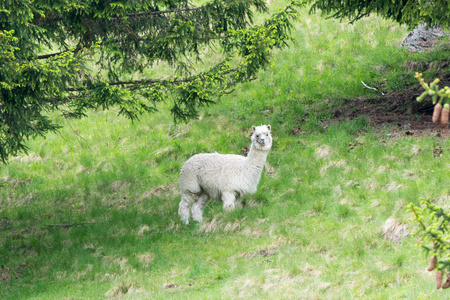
[2,5,450,299]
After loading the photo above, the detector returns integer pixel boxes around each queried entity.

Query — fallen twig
[44,222,96,228]
[64,116,87,141]
[361,80,385,95]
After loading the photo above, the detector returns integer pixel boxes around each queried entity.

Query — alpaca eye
[256,135,259,138]
[266,134,268,136]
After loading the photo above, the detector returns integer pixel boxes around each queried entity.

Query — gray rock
[401,23,446,52]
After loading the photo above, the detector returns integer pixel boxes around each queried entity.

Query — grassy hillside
[2,4,450,299]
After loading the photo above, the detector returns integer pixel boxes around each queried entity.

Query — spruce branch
[110,5,208,20]
[307,0,450,29]
[410,200,450,289]
[36,50,71,60]
[0,0,301,163]
[65,67,238,92]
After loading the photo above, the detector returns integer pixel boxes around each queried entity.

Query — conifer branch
[39,5,210,24]
[36,50,70,60]
[410,200,450,289]
[0,0,301,163]
[65,68,237,92]
[110,5,208,20]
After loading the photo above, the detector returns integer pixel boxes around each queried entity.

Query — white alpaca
[178,125,272,224]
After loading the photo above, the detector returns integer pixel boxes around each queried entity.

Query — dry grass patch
[384,182,403,192]
[225,265,326,299]
[382,217,409,243]
[1,176,31,188]
[198,215,224,234]
[363,178,379,190]
[320,159,346,175]
[1,268,12,282]
[72,264,93,280]
[5,193,34,206]
[238,247,277,259]
[243,198,261,208]
[165,220,181,233]
[240,227,263,238]
[264,161,276,175]
[434,194,450,210]
[141,184,179,200]
[137,225,150,237]
[376,165,389,173]
[197,215,244,234]
[138,253,154,268]
[111,180,130,192]
[102,256,132,272]
[11,153,44,163]
[315,145,333,159]
[101,273,117,282]
[105,281,142,298]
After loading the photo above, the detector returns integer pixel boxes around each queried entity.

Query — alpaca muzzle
[259,139,265,145]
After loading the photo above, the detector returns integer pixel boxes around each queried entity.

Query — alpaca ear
[267,125,271,131]
[252,126,256,131]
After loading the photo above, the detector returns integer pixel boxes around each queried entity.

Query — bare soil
[315,60,450,137]
[325,86,450,138]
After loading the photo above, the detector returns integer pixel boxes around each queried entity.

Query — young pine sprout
[441,104,450,128]
[433,103,443,123]
[415,73,450,127]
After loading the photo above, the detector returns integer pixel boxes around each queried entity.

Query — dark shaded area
[320,70,450,137]
[327,89,431,128]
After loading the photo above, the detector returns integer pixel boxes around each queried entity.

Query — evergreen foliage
[410,201,450,289]
[0,0,301,162]
[412,76,450,290]
[308,0,450,28]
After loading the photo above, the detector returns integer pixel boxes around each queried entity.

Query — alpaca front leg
[179,193,196,225]
[222,192,236,212]
[235,195,243,209]
[191,194,209,222]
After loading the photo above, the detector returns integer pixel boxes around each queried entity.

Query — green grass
[2,4,450,299]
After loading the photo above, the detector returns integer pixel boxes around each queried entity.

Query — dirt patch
[1,263,27,282]
[313,70,450,137]
[322,87,450,137]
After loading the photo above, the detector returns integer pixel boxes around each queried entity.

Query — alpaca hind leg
[222,192,236,212]
[179,192,196,225]
[191,193,209,222]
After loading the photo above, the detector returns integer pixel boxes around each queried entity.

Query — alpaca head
[251,125,272,151]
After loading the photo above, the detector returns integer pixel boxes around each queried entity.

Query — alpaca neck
[245,143,269,166]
